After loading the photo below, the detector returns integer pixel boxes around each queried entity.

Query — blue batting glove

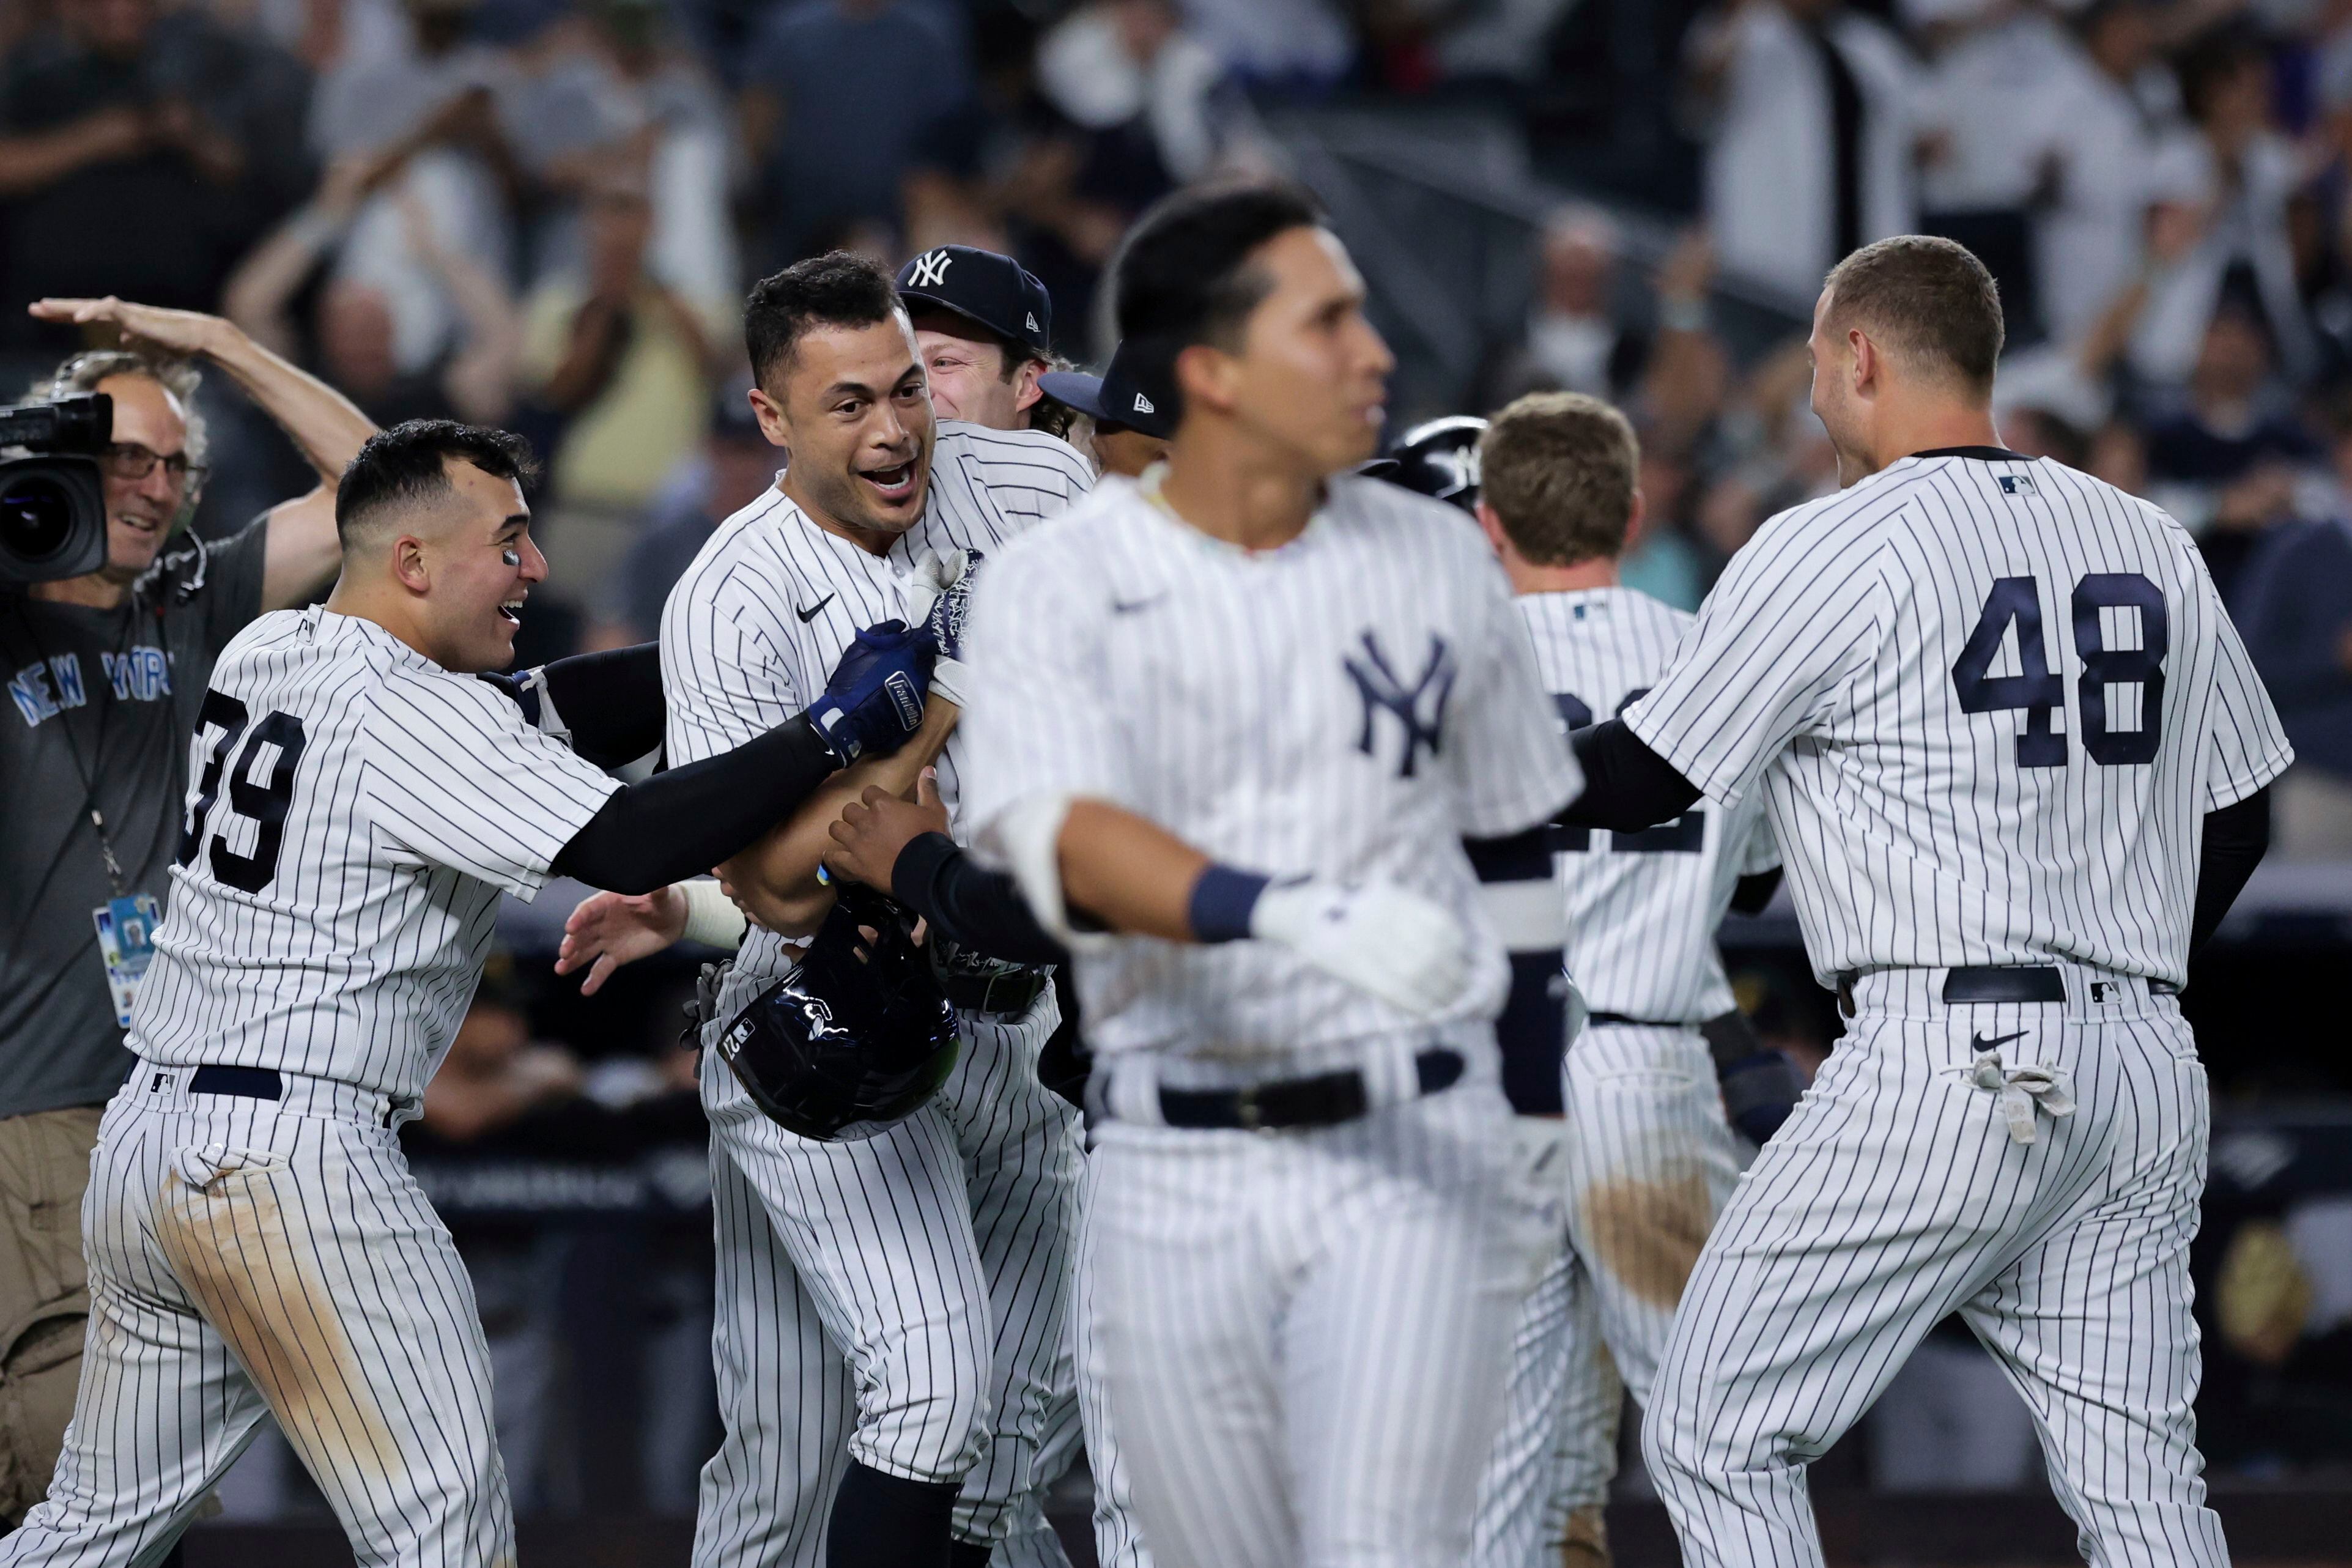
[808,620,933,764]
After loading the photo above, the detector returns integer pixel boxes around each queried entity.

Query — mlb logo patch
[1997,473,2037,497]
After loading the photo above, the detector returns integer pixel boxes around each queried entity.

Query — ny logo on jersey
[908,250,953,289]
[1344,631,1454,778]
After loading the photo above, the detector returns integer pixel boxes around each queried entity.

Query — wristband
[1186,864,1270,944]
[679,878,749,950]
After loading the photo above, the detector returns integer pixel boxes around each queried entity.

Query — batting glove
[807,620,933,764]
[905,548,980,708]
[1249,878,1472,1019]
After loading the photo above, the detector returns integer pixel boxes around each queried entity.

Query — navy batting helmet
[1383,415,1487,512]
[712,884,960,1142]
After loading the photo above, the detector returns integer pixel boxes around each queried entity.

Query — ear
[1172,341,1238,418]
[1013,356,1045,415]
[1621,487,1647,553]
[747,384,792,450]
[391,535,431,595]
[1848,327,1879,398]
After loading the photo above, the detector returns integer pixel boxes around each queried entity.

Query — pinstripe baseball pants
[1087,1077,1561,1568]
[691,1002,1085,1568]
[1645,971,2228,1568]
[1474,1024,1748,1566]
[2,1069,511,1568]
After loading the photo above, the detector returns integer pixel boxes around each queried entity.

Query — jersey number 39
[1951,572,2166,769]
[176,689,309,893]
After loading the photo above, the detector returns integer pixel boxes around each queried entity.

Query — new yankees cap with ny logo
[1038,339,1177,440]
[896,245,1054,357]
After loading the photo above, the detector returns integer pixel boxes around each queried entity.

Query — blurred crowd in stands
[7,0,2352,1514]
[2,0,2348,858]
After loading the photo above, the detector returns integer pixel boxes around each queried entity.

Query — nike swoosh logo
[1971,1029,2029,1053]
[1111,594,1166,616]
[796,594,835,623]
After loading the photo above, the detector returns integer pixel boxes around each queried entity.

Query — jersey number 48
[1951,572,2165,768]
[176,689,309,894]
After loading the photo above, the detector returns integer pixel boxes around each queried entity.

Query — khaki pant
[0,1104,102,1528]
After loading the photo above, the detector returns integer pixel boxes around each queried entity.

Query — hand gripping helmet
[712,883,960,1141]
[1383,415,1488,513]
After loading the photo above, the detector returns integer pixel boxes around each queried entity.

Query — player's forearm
[892,832,1068,966]
[1560,719,1703,832]
[554,714,843,894]
[719,702,957,933]
[1055,800,1211,942]
[2189,786,2270,956]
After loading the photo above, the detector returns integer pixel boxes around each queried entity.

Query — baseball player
[660,253,1095,1568]
[0,418,940,1568]
[897,245,1056,431]
[1038,342,1178,479]
[1560,236,2290,1567]
[955,182,1582,1568]
[1438,395,1795,1568]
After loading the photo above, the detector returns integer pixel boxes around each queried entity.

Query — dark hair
[336,420,538,545]
[1110,181,1325,419]
[745,251,901,391]
[1479,392,1640,568]
[1822,235,2005,394]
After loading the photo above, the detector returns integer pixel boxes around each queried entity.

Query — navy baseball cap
[1038,341,1175,440]
[897,246,1053,358]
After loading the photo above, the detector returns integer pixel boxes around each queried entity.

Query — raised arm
[28,295,377,610]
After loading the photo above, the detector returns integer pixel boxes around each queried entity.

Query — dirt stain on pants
[153,1158,403,1491]
[1577,1164,1715,1310]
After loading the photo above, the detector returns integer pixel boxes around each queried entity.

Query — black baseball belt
[1151,1048,1465,1133]
[940,966,1052,1018]
[176,1063,404,1128]
[1833,964,2180,1018]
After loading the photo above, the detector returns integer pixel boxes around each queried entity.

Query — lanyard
[9,593,148,897]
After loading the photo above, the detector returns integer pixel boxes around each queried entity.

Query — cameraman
[0,296,371,1528]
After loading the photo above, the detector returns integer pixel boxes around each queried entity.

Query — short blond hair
[1478,391,1639,567]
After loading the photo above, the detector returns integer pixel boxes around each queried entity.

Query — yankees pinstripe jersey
[1518,588,1776,1023]
[959,472,1582,1065]
[663,420,1093,1023]
[128,607,622,1100]
[1623,451,2293,987]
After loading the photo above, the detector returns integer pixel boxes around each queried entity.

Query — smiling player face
[415,459,545,673]
[757,314,937,550]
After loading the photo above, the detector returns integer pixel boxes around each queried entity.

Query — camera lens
[0,474,74,563]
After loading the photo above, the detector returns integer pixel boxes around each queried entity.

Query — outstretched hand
[556,883,688,995]
[29,296,228,358]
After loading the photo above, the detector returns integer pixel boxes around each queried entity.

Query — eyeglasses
[98,442,207,489]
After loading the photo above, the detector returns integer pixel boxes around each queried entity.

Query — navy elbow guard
[1467,829,1568,1116]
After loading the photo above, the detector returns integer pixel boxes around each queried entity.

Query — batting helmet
[1383,415,1487,512]
[712,883,960,1142]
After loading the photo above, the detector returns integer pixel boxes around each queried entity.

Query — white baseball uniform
[958,472,1582,1568]
[2,606,623,1568]
[1622,451,2292,1567]
[1472,586,1778,1568]
[664,423,1096,1568]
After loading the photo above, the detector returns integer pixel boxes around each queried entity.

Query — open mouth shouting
[498,594,525,625]
[859,458,921,508]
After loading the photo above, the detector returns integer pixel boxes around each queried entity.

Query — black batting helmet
[1383,415,1487,512]
[712,884,960,1142]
